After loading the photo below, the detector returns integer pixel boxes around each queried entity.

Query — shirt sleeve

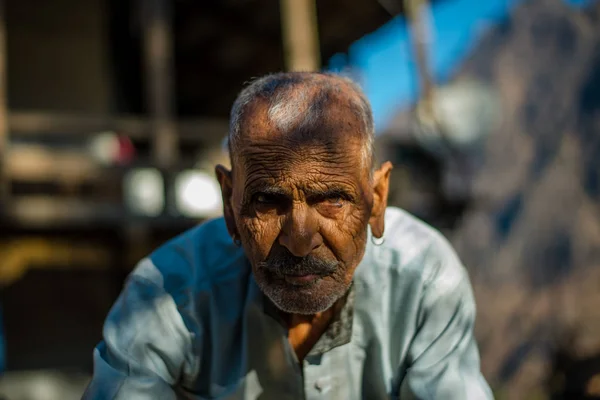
[82,262,195,400]
[399,242,493,400]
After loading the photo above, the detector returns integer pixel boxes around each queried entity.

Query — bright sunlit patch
[89,132,119,165]
[123,168,165,217]
[174,170,222,217]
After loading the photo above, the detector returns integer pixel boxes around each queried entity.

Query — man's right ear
[215,165,239,240]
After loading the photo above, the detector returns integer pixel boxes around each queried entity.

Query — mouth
[283,273,322,286]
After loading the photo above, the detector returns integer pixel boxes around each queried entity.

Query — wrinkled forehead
[234,112,366,192]
[235,141,368,199]
[237,98,367,172]
[240,135,363,174]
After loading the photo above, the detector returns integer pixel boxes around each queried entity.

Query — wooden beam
[6,145,102,182]
[0,238,111,286]
[4,142,229,183]
[142,0,178,168]
[3,196,201,229]
[280,0,321,72]
[5,197,122,227]
[7,111,228,143]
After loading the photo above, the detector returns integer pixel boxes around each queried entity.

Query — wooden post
[405,0,435,119]
[142,0,178,169]
[0,0,10,203]
[279,0,321,72]
[0,0,8,202]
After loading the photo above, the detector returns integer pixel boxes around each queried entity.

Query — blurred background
[0,0,599,398]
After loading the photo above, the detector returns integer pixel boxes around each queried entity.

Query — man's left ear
[369,161,393,238]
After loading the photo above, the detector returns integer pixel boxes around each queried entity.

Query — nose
[278,203,322,257]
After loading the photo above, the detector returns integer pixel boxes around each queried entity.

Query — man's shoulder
[130,217,248,294]
[382,207,440,261]
[365,207,467,289]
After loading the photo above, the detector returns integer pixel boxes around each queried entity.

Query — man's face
[217,101,390,315]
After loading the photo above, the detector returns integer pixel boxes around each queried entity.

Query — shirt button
[315,378,329,393]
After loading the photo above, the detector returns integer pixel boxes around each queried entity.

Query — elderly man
[83,72,492,399]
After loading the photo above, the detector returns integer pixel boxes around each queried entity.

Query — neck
[285,310,334,363]
[284,297,347,362]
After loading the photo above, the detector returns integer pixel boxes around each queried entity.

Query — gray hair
[227,72,375,173]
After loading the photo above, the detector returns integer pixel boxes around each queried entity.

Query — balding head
[228,72,375,174]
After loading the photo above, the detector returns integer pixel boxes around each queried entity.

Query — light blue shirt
[83,207,492,399]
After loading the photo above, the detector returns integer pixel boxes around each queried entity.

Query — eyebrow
[241,184,289,207]
[307,186,355,201]
[247,183,356,202]
[246,184,290,197]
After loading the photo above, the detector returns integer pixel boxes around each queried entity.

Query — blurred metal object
[142,0,178,169]
[410,80,501,202]
[412,79,502,155]
[280,0,320,71]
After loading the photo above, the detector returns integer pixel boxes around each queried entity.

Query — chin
[259,275,348,314]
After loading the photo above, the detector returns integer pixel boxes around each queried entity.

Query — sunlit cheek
[344,214,369,259]
[240,216,282,259]
[320,209,368,260]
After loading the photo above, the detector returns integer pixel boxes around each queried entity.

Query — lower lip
[284,274,320,285]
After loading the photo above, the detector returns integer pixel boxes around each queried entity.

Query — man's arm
[83,260,195,400]
[399,242,493,399]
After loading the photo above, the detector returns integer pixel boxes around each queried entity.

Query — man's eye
[324,197,344,207]
[255,194,277,205]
